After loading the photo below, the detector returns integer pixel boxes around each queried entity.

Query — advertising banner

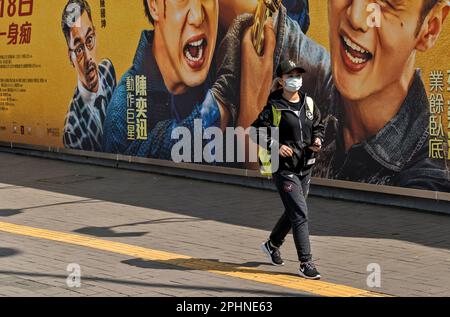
[0,0,449,192]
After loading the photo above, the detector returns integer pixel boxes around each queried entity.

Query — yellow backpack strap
[258,105,281,177]
[272,105,281,127]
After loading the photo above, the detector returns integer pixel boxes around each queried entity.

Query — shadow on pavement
[0,209,23,217]
[0,248,21,257]
[121,257,315,287]
[0,153,449,251]
[0,199,97,218]
[0,270,309,297]
[74,217,205,238]
[122,258,274,272]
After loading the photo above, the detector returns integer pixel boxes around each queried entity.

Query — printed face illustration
[150,0,219,90]
[328,0,442,101]
[68,11,99,93]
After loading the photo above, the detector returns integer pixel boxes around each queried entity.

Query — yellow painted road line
[0,221,389,297]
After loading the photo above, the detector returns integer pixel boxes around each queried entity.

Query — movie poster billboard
[0,0,449,192]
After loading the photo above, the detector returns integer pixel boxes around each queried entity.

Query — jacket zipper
[277,103,307,175]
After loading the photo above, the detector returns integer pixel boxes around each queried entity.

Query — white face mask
[283,77,303,93]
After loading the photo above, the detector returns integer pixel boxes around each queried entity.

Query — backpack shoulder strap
[271,104,282,127]
[306,96,314,114]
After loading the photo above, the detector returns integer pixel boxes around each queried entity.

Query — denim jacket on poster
[315,71,450,192]
[283,0,310,33]
[102,30,221,160]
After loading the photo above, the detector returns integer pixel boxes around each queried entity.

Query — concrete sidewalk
[0,152,449,297]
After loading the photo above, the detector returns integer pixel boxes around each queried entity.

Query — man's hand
[280,145,294,158]
[237,20,276,129]
[237,19,276,169]
[211,14,276,169]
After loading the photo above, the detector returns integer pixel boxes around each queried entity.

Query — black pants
[270,170,312,263]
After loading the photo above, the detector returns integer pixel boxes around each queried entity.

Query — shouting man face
[62,1,99,93]
[148,0,219,94]
[68,11,98,92]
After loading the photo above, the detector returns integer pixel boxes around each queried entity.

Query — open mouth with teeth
[340,35,373,72]
[183,36,208,70]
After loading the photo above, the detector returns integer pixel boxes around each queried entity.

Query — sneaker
[260,240,284,266]
[298,261,321,280]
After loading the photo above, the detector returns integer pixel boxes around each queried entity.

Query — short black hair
[61,0,93,44]
[144,0,154,24]
[143,0,166,25]
[416,0,445,34]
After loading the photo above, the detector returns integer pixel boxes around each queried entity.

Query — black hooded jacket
[251,89,325,175]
